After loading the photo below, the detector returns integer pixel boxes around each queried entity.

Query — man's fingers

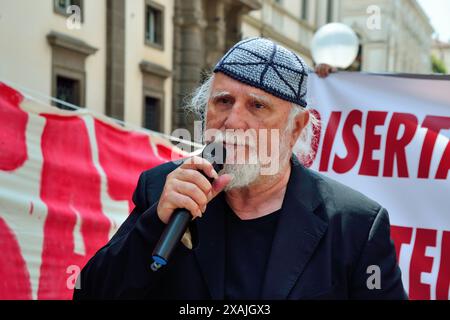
[318,66,326,78]
[315,63,336,78]
[174,169,212,195]
[210,174,233,200]
[158,172,232,224]
[174,180,208,212]
[181,156,218,179]
[171,193,202,218]
[177,174,232,216]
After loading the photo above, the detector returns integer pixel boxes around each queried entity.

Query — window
[54,0,83,18]
[48,31,96,110]
[301,0,309,21]
[326,0,333,23]
[56,76,81,110]
[140,61,169,133]
[143,96,162,132]
[145,2,164,48]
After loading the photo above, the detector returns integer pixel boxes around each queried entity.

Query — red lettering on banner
[435,141,450,180]
[391,226,450,300]
[0,217,32,299]
[390,226,450,300]
[38,115,110,300]
[332,110,362,174]
[0,83,28,171]
[359,111,388,176]
[436,231,450,300]
[390,225,413,261]
[95,120,182,212]
[418,116,450,179]
[409,228,436,300]
[383,113,418,178]
[317,110,448,180]
[319,111,341,172]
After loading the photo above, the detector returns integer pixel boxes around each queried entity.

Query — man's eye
[218,98,232,105]
[254,102,265,109]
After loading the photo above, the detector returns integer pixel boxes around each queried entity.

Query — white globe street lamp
[311,23,360,69]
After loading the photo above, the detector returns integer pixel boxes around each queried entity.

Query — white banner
[306,73,450,300]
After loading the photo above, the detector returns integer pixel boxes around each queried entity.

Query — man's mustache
[208,131,257,148]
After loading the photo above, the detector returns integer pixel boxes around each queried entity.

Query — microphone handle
[151,208,191,270]
[150,143,225,272]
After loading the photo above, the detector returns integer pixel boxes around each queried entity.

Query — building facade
[339,0,433,73]
[0,0,107,115]
[170,0,261,131]
[243,0,434,74]
[0,0,436,136]
[241,0,341,67]
[0,0,262,134]
[0,0,175,134]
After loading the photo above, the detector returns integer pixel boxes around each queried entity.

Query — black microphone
[151,141,226,271]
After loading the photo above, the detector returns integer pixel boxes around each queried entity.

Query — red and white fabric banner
[0,72,449,300]
[0,82,184,300]
[307,73,449,300]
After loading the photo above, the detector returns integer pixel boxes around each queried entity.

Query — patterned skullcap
[213,37,310,108]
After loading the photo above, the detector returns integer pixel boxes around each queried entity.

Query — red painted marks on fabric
[37,115,110,300]
[156,142,185,162]
[95,119,181,212]
[0,83,28,171]
[0,217,32,299]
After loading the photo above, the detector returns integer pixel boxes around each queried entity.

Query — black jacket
[73,158,407,300]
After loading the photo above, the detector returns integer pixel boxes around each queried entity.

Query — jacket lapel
[260,162,328,299]
[192,160,328,300]
[193,192,227,299]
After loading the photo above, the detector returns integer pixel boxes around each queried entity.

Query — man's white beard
[208,131,261,191]
[206,130,292,191]
[221,162,261,191]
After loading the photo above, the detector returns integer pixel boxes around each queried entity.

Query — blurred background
[0,0,449,134]
[0,1,449,301]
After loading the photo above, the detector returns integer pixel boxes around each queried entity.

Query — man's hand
[157,156,232,224]
[315,63,337,78]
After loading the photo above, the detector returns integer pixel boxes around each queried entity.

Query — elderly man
[74,38,406,300]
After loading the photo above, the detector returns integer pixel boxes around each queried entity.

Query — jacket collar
[193,157,328,299]
[193,191,227,299]
[260,159,328,299]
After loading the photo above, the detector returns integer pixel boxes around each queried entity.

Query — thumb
[210,174,233,199]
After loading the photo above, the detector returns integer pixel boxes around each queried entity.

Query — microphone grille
[201,142,226,172]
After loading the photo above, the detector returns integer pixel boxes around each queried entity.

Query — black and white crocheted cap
[213,37,311,108]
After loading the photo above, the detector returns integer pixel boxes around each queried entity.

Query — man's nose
[223,103,248,130]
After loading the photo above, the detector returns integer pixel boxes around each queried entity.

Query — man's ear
[290,110,309,147]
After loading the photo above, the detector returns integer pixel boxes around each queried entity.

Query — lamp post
[311,23,359,69]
